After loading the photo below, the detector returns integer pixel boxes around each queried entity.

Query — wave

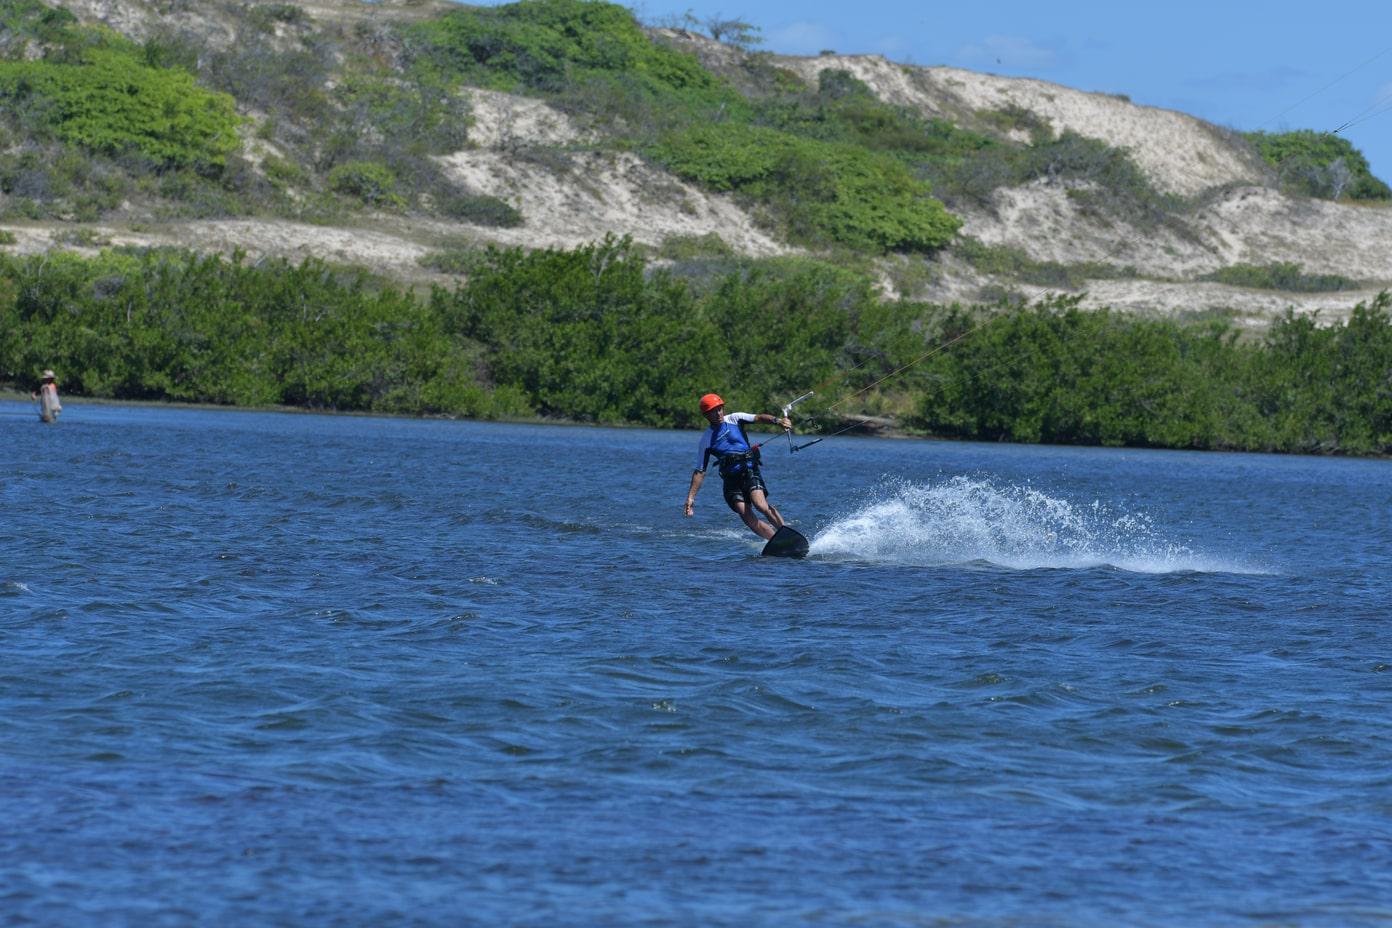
[807,477,1262,574]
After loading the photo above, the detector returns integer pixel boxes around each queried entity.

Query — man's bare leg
[747,488,784,530]
[731,501,777,540]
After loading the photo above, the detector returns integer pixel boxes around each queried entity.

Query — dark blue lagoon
[2,402,1390,926]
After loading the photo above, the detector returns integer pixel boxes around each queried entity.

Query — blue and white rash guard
[695,412,758,474]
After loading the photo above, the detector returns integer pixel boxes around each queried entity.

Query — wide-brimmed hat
[41,369,55,380]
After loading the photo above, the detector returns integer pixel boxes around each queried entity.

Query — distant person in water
[32,369,61,423]
[684,393,792,541]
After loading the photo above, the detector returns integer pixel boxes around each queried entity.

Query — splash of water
[808,477,1258,574]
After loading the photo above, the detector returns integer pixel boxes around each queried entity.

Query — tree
[704,14,761,49]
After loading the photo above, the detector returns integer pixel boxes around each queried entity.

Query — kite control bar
[781,392,815,453]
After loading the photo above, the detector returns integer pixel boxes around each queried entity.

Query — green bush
[54,228,110,247]
[761,68,998,159]
[651,122,784,190]
[261,154,306,187]
[433,191,523,227]
[0,144,135,220]
[418,246,485,275]
[329,68,469,158]
[657,232,734,260]
[327,160,403,207]
[407,0,721,97]
[205,39,332,143]
[0,48,241,170]
[155,169,246,218]
[1201,262,1361,293]
[956,237,1134,288]
[1245,129,1391,200]
[247,3,308,32]
[0,0,79,53]
[655,123,960,252]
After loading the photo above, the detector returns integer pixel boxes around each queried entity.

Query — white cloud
[955,35,1061,71]
[766,21,841,56]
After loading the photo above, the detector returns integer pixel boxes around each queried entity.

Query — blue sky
[465,0,1392,184]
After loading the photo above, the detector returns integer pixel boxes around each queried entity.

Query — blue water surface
[2,401,1390,927]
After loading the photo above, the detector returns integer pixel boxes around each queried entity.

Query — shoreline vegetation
[3,242,1391,457]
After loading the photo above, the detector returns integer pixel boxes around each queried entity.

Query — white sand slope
[434,148,788,256]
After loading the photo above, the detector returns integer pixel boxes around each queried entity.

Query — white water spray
[808,477,1260,574]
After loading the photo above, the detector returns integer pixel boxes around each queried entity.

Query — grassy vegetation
[1200,262,1362,293]
[5,243,1392,455]
[957,237,1136,290]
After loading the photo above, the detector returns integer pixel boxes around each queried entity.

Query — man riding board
[684,393,792,541]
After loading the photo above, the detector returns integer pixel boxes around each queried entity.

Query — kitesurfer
[684,393,792,541]
[32,369,61,423]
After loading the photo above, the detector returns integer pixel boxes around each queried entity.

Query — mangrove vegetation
[3,242,1391,456]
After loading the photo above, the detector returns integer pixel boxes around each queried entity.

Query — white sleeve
[726,412,757,423]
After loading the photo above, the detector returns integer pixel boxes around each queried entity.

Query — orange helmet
[698,393,724,413]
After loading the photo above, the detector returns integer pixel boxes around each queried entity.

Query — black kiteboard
[761,525,809,559]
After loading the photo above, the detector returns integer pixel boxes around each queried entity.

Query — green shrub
[1201,262,1361,293]
[327,160,403,207]
[330,68,469,158]
[655,123,960,252]
[0,0,79,53]
[206,40,332,135]
[957,237,1134,288]
[657,232,734,260]
[1245,129,1391,200]
[261,154,306,187]
[0,48,241,170]
[433,191,523,226]
[407,0,722,98]
[155,169,247,218]
[141,30,200,72]
[651,122,783,189]
[767,69,999,160]
[54,227,111,247]
[0,144,133,220]
[978,104,1051,141]
[247,3,308,32]
[0,230,17,245]
[418,246,485,275]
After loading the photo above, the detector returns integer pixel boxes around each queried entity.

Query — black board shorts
[721,468,768,509]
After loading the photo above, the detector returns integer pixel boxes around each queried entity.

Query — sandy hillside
[51,0,453,45]
[774,55,1268,197]
[6,6,1390,322]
